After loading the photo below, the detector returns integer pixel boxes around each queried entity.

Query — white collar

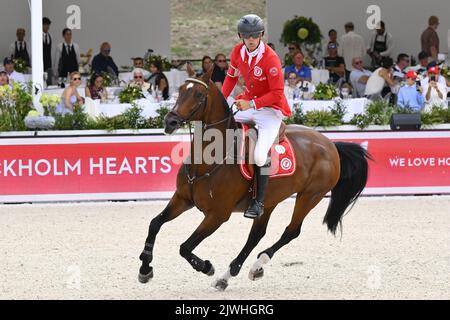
[241,41,265,66]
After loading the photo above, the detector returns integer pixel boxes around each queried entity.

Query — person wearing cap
[422,66,447,110]
[222,14,291,219]
[397,71,424,112]
[9,28,31,68]
[339,22,365,81]
[367,21,393,69]
[3,57,25,84]
[323,42,345,84]
[421,16,440,61]
[420,63,447,87]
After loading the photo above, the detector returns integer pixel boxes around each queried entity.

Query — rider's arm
[253,56,285,109]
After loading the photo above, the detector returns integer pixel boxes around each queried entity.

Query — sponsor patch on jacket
[269,67,279,76]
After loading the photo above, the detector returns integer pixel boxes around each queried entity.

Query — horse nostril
[169,120,179,128]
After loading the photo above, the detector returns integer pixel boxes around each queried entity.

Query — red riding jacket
[222,42,292,117]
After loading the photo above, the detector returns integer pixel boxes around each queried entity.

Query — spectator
[91,42,119,77]
[367,21,393,69]
[392,53,410,81]
[284,50,312,82]
[406,51,429,77]
[56,71,84,115]
[3,57,25,84]
[323,42,345,84]
[327,29,339,48]
[9,28,31,68]
[85,73,107,101]
[339,22,365,81]
[0,71,9,86]
[365,57,397,98]
[421,16,440,61]
[284,42,301,66]
[148,60,169,100]
[196,55,213,77]
[422,66,448,110]
[130,68,150,92]
[349,57,372,98]
[132,57,144,69]
[421,62,448,87]
[397,71,424,111]
[55,28,80,79]
[43,17,54,85]
[211,53,227,90]
[284,71,299,100]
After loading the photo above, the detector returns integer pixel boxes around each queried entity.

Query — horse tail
[323,142,372,236]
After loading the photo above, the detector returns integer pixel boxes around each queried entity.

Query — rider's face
[242,33,262,52]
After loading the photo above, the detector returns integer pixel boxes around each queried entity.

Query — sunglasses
[288,47,296,50]
[288,77,297,80]
[217,59,226,63]
[354,61,363,65]
[134,76,143,79]
[241,32,261,39]
[72,77,81,81]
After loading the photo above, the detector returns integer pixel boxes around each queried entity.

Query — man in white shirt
[54,28,80,78]
[422,66,448,110]
[3,57,25,84]
[392,53,410,81]
[367,21,393,69]
[9,28,31,68]
[339,22,365,81]
[349,57,372,98]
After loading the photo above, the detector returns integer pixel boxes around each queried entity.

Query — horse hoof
[203,260,215,277]
[249,268,264,281]
[138,269,154,284]
[206,265,215,277]
[212,279,228,291]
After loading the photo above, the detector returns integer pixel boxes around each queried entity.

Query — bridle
[168,78,239,188]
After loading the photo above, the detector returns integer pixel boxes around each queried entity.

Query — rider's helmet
[237,14,265,38]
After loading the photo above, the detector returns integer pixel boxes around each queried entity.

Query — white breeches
[235,107,284,167]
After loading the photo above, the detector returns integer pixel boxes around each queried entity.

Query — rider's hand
[236,100,251,111]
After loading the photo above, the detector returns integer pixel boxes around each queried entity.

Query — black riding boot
[244,162,270,219]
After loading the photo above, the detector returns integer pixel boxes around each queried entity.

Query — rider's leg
[244,108,283,219]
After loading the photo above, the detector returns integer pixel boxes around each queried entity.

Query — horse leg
[249,192,326,281]
[212,206,276,291]
[138,193,193,283]
[179,213,230,277]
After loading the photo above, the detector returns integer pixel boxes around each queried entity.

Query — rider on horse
[222,14,292,219]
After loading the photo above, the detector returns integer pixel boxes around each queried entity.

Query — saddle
[237,122,297,180]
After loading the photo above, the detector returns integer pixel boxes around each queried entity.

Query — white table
[288,98,368,123]
[43,86,123,98]
[311,69,330,85]
[89,99,175,118]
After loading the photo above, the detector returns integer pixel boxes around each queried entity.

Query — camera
[430,75,436,82]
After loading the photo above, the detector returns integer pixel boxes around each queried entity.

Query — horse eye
[194,91,203,99]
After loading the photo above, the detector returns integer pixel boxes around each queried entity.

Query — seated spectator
[406,51,429,77]
[129,68,150,92]
[148,60,169,100]
[349,57,372,97]
[196,56,213,77]
[85,73,107,101]
[3,57,25,84]
[284,50,312,82]
[284,71,300,100]
[365,57,397,98]
[56,71,84,115]
[421,63,448,87]
[132,57,144,69]
[284,42,301,66]
[327,29,339,48]
[397,71,424,111]
[323,43,345,84]
[0,71,10,86]
[91,42,119,77]
[211,53,227,91]
[392,53,410,81]
[422,66,448,110]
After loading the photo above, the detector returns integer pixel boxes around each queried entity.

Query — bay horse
[138,66,371,291]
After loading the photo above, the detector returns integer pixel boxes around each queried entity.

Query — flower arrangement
[280,16,322,46]
[119,84,145,103]
[40,93,62,116]
[145,55,172,72]
[0,83,33,131]
[13,58,28,73]
[312,83,338,100]
[440,66,450,82]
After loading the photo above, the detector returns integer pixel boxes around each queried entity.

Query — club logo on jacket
[254,66,263,77]
[269,67,278,76]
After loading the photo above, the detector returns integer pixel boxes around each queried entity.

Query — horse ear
[203,65,214,82]
[186,61,195,77]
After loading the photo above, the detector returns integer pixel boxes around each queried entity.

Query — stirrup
[244,200,264,219]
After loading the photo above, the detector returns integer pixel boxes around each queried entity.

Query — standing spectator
[211,53,227,91]
[91,42,119,77]
[196,55,213,77]
[0,71,9,86]
[406,51,429,77]
[421,16,440,61]
[392,53,410,81]
[56,71,84,115]
[339,22,365,81]
[367,21,393,69]
[55,28,80,79]
[284,50,312,82]
[365,57,396,98]
[148,60,169,100]
[9,28,31,68]
[349,57,372,98]
[85,73,107,101]
[397,71,424,111]
[42,17,54,85]
[422,66,447,110]
[323,42,345,84]
[3,57,25,84]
